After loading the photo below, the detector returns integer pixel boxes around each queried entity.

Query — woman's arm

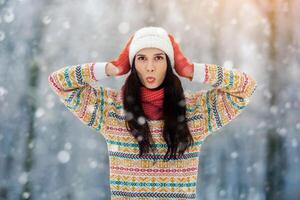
[191,63,257,135]
[48,62,117,138]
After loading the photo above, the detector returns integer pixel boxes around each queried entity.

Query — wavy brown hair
[121,54,194,162]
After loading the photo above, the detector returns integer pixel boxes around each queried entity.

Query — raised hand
[168,33,194,81]
[105,62,122,76]
[109,35,134,76]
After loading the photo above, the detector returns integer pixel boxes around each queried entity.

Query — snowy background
[0,0,300,199]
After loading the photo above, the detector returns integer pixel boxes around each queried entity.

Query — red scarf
[120,85,164,120]
[140,86,164,120]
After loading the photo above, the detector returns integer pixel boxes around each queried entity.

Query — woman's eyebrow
[136,53,164,56]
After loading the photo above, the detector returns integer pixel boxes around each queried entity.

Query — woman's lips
[146,77,156,83]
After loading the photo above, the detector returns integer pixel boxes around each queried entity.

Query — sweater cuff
[93,62,109,81]
[191,62,206,83]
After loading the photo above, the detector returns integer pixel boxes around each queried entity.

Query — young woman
[48,26,257,199]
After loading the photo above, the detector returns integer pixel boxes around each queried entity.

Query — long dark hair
[121,53,194,162]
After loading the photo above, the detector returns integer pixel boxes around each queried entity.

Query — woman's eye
[138,56,163,61]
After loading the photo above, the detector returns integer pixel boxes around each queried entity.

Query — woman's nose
[146,60,155,71]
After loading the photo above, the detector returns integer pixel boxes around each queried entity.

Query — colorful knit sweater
[48,62,257,199]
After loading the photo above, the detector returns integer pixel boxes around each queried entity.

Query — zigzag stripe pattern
[108,151,200,160]
[111,190,196,199]
[211,91,223,128]
[106,139,203,148]
[110,180,197,187]
[108,111,203,123]
[212,65,223,87]
[75,65,84,85]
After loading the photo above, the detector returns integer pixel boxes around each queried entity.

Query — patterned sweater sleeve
[191,63,257,136]
[48,62,116,138]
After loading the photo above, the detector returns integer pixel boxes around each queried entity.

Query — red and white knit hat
[129,26,175,71]
[111,26,194,79]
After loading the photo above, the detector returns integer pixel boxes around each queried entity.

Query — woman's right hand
[105,62,122,76]
[109,36,134,76]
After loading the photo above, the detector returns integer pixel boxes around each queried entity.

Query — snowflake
[57,150,70,163]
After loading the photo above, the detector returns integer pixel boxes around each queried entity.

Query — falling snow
[137,116,146,125]
[1,0,299,199]
[57,150,70,163]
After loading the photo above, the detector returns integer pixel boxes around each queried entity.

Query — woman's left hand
[168,33,194,81]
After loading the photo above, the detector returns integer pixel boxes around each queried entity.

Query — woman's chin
[143,85,155,89]
[141,83,154,88]
[143,82,164,90]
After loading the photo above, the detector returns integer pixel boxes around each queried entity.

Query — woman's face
[134,48,167,89]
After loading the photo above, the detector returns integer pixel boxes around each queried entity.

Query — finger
[113,67,120,75]
[182,66,193,78]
